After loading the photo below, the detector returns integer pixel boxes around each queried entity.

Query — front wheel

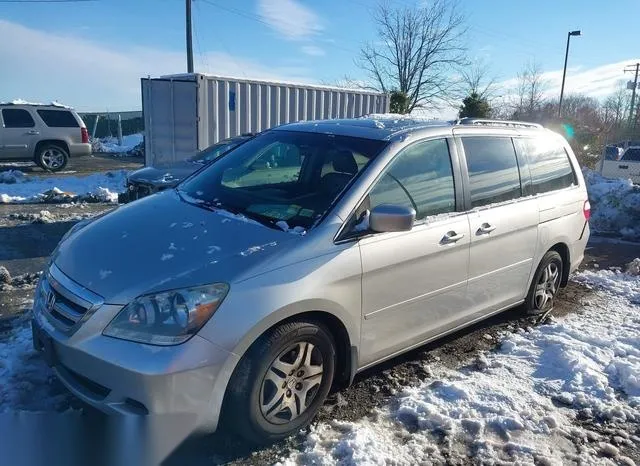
[224,320,336,444]
[525,250,563,315]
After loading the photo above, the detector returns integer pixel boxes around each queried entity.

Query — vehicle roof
[272,117,546,141]
[272,117,452,141]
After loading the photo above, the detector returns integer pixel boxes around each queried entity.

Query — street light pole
[186,0,194,73]
[558,30,581,118]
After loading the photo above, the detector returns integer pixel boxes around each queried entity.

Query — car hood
[52,190,297,304]
[127,162,201,187]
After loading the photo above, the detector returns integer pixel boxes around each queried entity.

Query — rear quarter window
[515,137,576,194]
[36,110,79,128]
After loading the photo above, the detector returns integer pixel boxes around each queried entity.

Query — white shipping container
[141,73,389,166]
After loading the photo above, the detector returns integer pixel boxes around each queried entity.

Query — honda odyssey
[31,117,590,443]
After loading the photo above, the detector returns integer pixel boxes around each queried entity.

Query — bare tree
[459,60,498,100]
[358,0,467,113]
[602,86,631,126]
[513,61,547,119]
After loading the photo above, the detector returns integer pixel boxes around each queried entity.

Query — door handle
[441,231,465,244]
[477,223,496,234]
[27,130,40,135]
[619,165,629,169]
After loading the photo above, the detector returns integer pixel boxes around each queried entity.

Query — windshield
[179,130,387,230]
[189,138,246,162]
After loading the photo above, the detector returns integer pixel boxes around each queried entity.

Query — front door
[458,136,538,316]
[0,108,38,160]
[357,138,470,366]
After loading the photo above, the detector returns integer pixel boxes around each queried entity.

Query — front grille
[38,264,104,333]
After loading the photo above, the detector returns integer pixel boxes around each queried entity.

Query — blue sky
[1,0,638,114]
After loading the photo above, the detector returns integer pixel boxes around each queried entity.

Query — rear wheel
[224,320,336,444]
[36,144,69,172]
[525,250,563,315]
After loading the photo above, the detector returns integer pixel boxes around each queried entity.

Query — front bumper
[32,268,239,431]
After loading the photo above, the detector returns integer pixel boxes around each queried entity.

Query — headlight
[102,284,229,345]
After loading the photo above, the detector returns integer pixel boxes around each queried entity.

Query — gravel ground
[0,153,142,177]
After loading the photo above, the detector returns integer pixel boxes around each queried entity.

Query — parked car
[0,102,91,171]
[600,145,640,184]
[124,134,254,201]
[32,117,589,443]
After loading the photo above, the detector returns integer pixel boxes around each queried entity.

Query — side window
[36,110,79,128]
[368,139,455,220]
[623,148,640,162]
[2,109,35,128]
[462,137,521,208]
[516,137,576,194]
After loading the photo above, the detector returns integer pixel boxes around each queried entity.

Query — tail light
[583,200,591,221]
[81,127,89,144]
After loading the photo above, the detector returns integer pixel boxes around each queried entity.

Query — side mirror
[369,204,415,233]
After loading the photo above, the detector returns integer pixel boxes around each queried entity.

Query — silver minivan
[0,102,91,171]
[31,117,590,442]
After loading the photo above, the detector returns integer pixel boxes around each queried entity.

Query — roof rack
[455,118,543,129]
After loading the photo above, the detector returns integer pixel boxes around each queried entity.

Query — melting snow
[276,220,307,236]
[92,133,143,154]
[160,253,174,261]
[0,170,127,204]
[98,270,112,280]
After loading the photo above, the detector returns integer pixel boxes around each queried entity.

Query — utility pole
[186,0,194,73]
[624,63,640,129]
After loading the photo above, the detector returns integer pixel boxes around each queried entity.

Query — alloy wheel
[41,148,65,170]
[259,341,324,425]
[534,262,560,311]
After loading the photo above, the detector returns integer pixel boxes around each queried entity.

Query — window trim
[456,135,526,211]
[1,108,36,128]
[334,136,462,243]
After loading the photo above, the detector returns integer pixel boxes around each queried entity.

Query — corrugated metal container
[141,73,389,166]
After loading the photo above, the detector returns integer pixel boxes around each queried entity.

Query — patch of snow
[276,220,307,235]
[92,133,143,154]
[281,268,640,465]
[0,171,127,204]
[168,243,177,250]
[207,245,221,254]
[182,222,194,229]
[98,270,112,280]
[160,253,174,261]
[584,168,640,241]
[0,170,27,184]
[0,318,73,413]
[239,241,277,257]
[1,99,72,108]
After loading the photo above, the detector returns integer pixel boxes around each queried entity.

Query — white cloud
[257,0,323,40]
[0,20,312,112]
[301,45,325,56]
[498,59,640,100]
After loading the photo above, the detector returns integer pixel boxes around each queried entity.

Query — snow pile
[6,210,55,224]
[584,168,640,240]
[275,220,307,235]
[92,133,143,155]
[0,317,74,413]
[281,267,640,465]
[0,170,27,184]
[0,271,41,292]
[0,170,127,203]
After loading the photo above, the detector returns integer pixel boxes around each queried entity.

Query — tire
[524,250,563,315]
[35,143,69,172]
[224,320,336,444]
